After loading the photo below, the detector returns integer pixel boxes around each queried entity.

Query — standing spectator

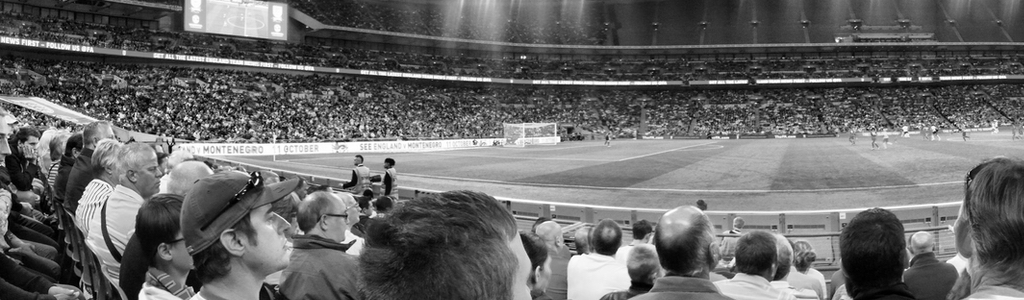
[839,208,915,300]
[521,232,553,300]
[87,143,164,290]
[280,191,362,300]
[714,231,796,300]
[182,171,304,300]
[615,220,653,265]
[567,219,630,300]
[52,133,83,209]
[632,206,731,300]
[135,194,195,300]
[359,190,534,300]
[600,244,661,300]
[954,158,1024,299]
[381,158,397,197]
[789,240,827,300]
[65,121,115,214]
[901,231,957,300]
[535,221,571,300]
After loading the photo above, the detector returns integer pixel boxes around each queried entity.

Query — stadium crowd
[1,113,1022,300]
[3,11,1024,82]
[2,57,1024,141]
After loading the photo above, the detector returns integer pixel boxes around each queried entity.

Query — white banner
[180,138,506,156]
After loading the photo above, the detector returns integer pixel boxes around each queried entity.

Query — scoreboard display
[184,0,289,41]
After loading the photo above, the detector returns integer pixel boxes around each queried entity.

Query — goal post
[503,123,559,147]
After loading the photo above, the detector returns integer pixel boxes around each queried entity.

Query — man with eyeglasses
[182,171,304,300]
[280,191,362,300]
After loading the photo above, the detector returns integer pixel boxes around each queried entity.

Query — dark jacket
[5,142,45,193]
[600,282,654,300]
[631,276,733,300]
[0,253,59,300]
[280,235,361,300]
[903,252,958,300]
[63,148,95,213]
[52,154,76,204]
[850,283,916,300]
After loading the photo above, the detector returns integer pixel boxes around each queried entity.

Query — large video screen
[184,0,288,41]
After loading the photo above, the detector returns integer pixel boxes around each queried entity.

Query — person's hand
[48,286,78,300]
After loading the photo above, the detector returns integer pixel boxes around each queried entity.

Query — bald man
[902,232,958,300]
[632,206,731,300]
[536,221,571,300]
[164,161,214,196]
[574,227,591,255]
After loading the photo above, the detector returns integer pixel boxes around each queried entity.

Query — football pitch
[215,132,1024,212]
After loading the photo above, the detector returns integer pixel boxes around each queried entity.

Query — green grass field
[218,132,1024,212]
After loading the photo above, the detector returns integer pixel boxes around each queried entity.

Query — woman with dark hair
[521,232,553,300]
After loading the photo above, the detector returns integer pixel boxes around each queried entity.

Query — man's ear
[220,229,247,256]
[157,243,174,261]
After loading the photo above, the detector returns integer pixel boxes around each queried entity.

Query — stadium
[1,0,1024,299]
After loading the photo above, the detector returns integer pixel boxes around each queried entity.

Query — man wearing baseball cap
[181,171,304,300]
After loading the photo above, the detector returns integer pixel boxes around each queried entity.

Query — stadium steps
[929,104,958,128]
[872,105,895,127]
[982,97,1015,121]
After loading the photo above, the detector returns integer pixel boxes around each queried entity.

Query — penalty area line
[617,142,719,162]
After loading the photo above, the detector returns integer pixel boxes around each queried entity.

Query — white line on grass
[617,142,719,162]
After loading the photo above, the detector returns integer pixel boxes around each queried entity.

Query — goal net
[503,123,559,147]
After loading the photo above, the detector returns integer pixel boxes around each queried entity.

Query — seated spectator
[65,121,116,215]
[902,231,957,300]
[348,196,373,238]
[828,265,847,300]
[87,143,163,292]
[163,161,214,196]
[840,208,914,300]
[769,234,819,300]
[158,150,193,194]
[53,133,83,209]
[135,194,195,300]
[359,190,533,300]
[600,244,661,300]
[183,171,304,300]
[372,196,393,218]
[714,231,796,300]
[74,138,121,235]
[331,193,363,256]
[280,191,361,300]
[6,127,44,199]
[520,232,553,300]
[573,227,591,255]
[535,221,571,300]
[567,219,630,300]
[0,252,82,300]
[632,205,731,300]
[615,219,652,264]
[789,240,827,300]
[719,217,744,266]
[954,158,1024,298]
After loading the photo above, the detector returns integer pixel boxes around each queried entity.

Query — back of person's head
[534,221,562,247]
[167,161,214,196]
[64,133,84,157]
[165,150,193,170]
[907,231,934,256]
[360,190,521,300]
[574,227,591,254]
[961,157,1024,288]
[532,217,552,233]
[46,130,71,161]
[591,219,622,256]
[520,232,551,291]
[633,220,653,240]
[733,217,745,230]
[91,139,123,176]
[792,240,817,272]
[384,157,395,166]
[83,120,113,147]
[841,208,906,291]
[374,196,394,214]
[772,234,794,281]
[362,189,374,199]
[654,206,716,277]
[262,171,280,184]
[627,244,661,284]
[734,231,777,278]
[136,194,189,268]
[696,199,708,211]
